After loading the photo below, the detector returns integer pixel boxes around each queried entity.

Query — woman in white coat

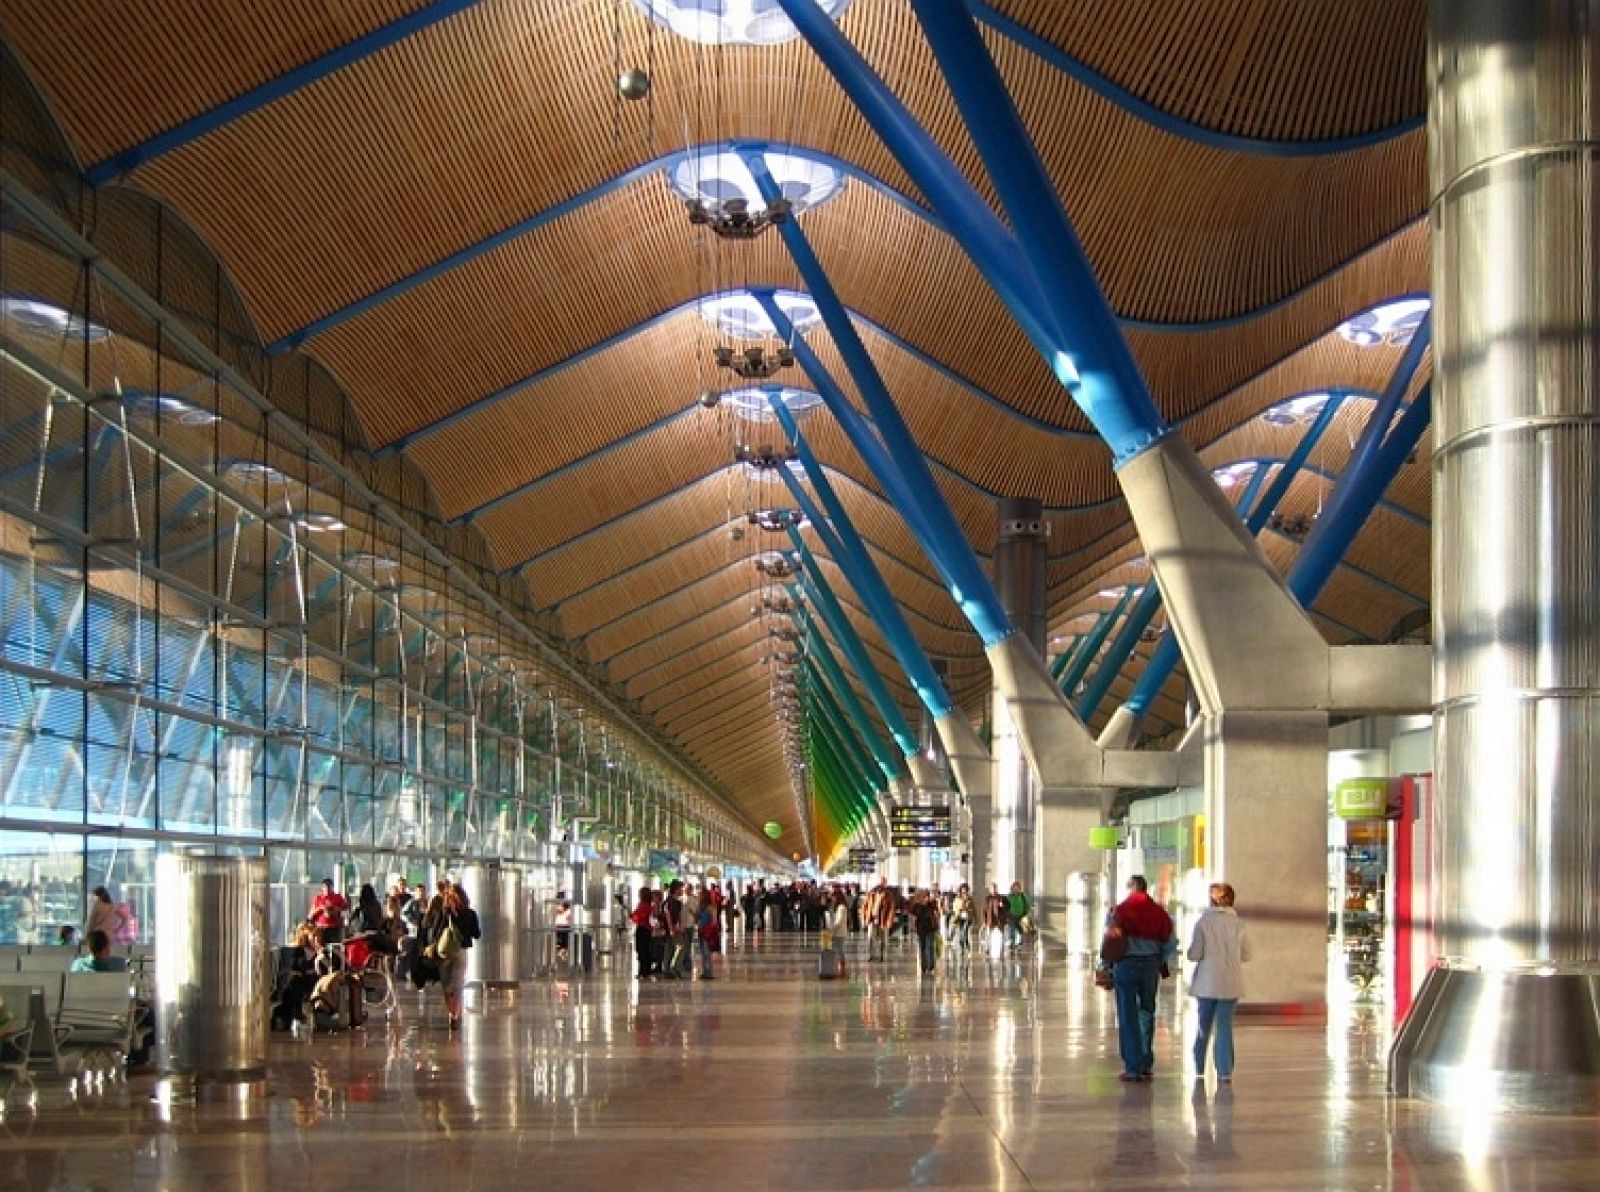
[1187,882,1250,1080]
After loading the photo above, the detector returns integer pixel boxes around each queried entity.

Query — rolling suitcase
[347,973,368,1028]
[819,949,845,980]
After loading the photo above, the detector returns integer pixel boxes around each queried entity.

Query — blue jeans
[697,937,714,978]
[917,931,937,972]
[1113,956,1161,1076]
[1194,997,1237,1077]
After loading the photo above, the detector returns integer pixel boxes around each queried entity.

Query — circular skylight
[750,508,806,532]
[1211,461,1258,490]
[1337,297,1430,348]
[123,390,220,427]
[225,459,290,486]
[1260,393,1331,427]
[700,289,821,340]
[0,296,111,343]
[631,0,851,46]
[344,550,400,575]
[669,147,845,216]
[724,385,826,423]
[295,512,347,534]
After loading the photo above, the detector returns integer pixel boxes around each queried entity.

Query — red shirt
[311,890,348,929]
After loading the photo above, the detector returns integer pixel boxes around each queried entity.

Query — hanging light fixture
[714,343,796,379]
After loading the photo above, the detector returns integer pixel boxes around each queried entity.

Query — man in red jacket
[308,878,349,944]
[1109,874,1177,1081]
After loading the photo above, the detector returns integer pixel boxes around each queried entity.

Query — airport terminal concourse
[0,1,1595,1188]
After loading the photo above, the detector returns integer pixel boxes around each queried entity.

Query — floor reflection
[0,937,1595,1189]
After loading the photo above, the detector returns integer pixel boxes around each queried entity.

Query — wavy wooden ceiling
[0,0,1431,855]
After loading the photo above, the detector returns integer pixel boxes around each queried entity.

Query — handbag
[436,922,463,961]
[1099,920,1128,965]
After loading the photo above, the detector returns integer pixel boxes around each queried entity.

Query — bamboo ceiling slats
[656,668,778,733]
[9,0,1420,347]
[595,569,759,672]
[597,583,763,680]
[997,0,1424,143]
[557,530,738,637]
[412,320,714,519]
[988,28,1426,324]
[1335,509,1430,601]
[631,623,769,704]
[0,0,430,166]
[474,416,725,563]
[0,0,1449,821]
[1133,222,1429,426]
[519,477,737,601]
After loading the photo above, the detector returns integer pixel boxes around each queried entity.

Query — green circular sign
[763,821,783,840]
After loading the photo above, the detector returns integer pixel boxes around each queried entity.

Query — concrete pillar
[1202,711,1328,1010]
[993,498,1047,898]
[1036,789,1104,951]
[1392,0,1600,1113]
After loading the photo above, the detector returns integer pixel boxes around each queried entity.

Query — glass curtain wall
[0,68,769,944]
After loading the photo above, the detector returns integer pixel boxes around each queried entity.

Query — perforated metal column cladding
[1430,0,1600,974]
[462,861,522,987]
[1390,0,1600,1114]
[155,855,269,1080]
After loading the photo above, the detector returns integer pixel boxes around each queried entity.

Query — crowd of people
[272,875,481,1033]
[615,876,1041,982]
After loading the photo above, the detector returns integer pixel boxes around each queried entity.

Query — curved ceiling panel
[0,0,1438,845]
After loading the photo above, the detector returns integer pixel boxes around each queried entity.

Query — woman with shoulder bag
[434,883,481,1032]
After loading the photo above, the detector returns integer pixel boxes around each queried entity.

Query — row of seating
[0,972,140,1088]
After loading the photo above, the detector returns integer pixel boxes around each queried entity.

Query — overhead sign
[1334,778,1400,820]
[891,834,953,849]
[890,806,953,849]
[846,849,877,868]
[891,806,951,823]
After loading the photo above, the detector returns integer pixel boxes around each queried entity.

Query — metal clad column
[463,862,522,995]
[1392,0,1600,1112]
[993,499,1046,898]
[155,855,268,1088]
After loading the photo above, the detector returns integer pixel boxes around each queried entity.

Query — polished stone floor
[1,932,1597,1191]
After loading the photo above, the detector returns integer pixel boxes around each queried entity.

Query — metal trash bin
[155,855,269,1087]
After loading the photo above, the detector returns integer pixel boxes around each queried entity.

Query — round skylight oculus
[723,385,825,423]
[699,289,821,340]
[0,296,111,343]
[631,0,852,47]
[668,148,845,216]
[1260,393,1331,427]
[295,512,346,534]
[1337,297,1430,348]
[225,460,290,486]
[1211,462,1258,490]
[123,391,220,426]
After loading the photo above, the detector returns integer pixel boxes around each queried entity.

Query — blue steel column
[1391,0,1600,1113]
[793,596,902,785]
[768,398,955,719]
[787,541,918,758]
[743,164,1014,642]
